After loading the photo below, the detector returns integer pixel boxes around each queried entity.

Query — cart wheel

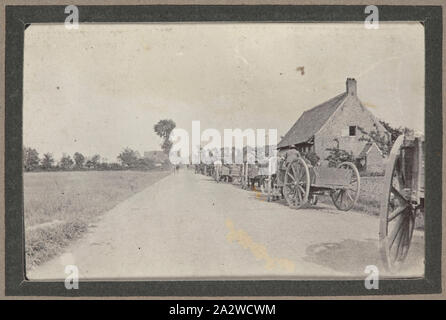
[283,158,310,209]
[379,136,415,272]
[331,162,360,211]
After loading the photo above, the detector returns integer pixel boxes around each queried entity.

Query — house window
[349,126,356,136]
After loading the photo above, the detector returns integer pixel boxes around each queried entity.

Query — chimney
[346,78,357,96]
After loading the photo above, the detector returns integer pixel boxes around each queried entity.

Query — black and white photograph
[21,21,426,282]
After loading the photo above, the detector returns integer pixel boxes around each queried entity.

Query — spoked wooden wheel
[330,162,361,211]
[379,136,415,272]
[283,158,310,209]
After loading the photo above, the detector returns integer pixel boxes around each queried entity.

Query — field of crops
[25,170,170,271]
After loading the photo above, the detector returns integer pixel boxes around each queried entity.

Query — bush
[301,151,320,166]
[325,147,355,167]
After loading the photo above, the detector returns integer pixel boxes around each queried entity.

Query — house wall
[314,95,387,164]
[366,144,385,173]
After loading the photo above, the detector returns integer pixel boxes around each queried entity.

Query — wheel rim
[379,136,416,272]
[283,158,310,209]
[330,162,361,211]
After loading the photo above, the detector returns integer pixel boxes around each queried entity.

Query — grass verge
[25,170,170,271]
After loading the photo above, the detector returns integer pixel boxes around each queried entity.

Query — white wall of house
[314,94,387,164]
[366,143,385,173]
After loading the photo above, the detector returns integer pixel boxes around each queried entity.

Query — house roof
[278,92,348,148]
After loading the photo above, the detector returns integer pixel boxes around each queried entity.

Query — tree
[23,147,40,171]
[59,154,74,170]
[85,154,101,169]
[302,151,320,167]
[73,152,85,169]
[358,121,411,157]
[117,148,140,168]
[136,157,156,170]
[325,147,355,168]
[41,153,55,170]
[161,139,173,154]
[154,119,176,154]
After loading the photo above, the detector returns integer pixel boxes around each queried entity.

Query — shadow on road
[303,235,424,276]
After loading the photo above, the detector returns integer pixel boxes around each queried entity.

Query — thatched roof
[278,92,348,149]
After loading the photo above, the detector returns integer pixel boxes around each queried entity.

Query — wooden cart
[379,133,424,272]
[265,150,361,211]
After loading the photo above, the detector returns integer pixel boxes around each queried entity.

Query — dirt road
[28,169,424,280]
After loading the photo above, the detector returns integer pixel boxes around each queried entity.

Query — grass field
[25,170,170,271]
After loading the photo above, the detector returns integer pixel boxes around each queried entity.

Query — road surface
[28,169,424,280]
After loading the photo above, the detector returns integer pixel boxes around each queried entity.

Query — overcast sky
[24,22,424,161]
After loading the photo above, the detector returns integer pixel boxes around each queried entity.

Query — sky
[23,22,424,161]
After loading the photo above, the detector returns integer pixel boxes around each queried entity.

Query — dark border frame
[5,5,442,296]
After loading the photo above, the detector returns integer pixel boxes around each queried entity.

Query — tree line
[24,119,178,172]
[23,147,170,172]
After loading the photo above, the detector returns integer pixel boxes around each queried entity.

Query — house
[144,150,169,167]
[357,142,385,173]
[278,78,388,171]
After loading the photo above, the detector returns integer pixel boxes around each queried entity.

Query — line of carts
[195,147,361,211]
[194,132,425,272]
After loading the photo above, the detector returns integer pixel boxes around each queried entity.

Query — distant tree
[136,157,156,170]
[91,154,100,165]
[108,162,123,170]
[59,154,74,170]
[154,119,176,154]
[85,154,101,169]
[379,120,406,145]
[117,148,140,168]
[73,152,85,169]
[162,158,172,169]
[161,139,173,154]
[358,121,411,157]
[41,153,55,170]
[23,147,40,171]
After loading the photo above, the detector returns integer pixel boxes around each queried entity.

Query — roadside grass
[25,170,170,272]
[319,175,424,229]
[318,176,381,215]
